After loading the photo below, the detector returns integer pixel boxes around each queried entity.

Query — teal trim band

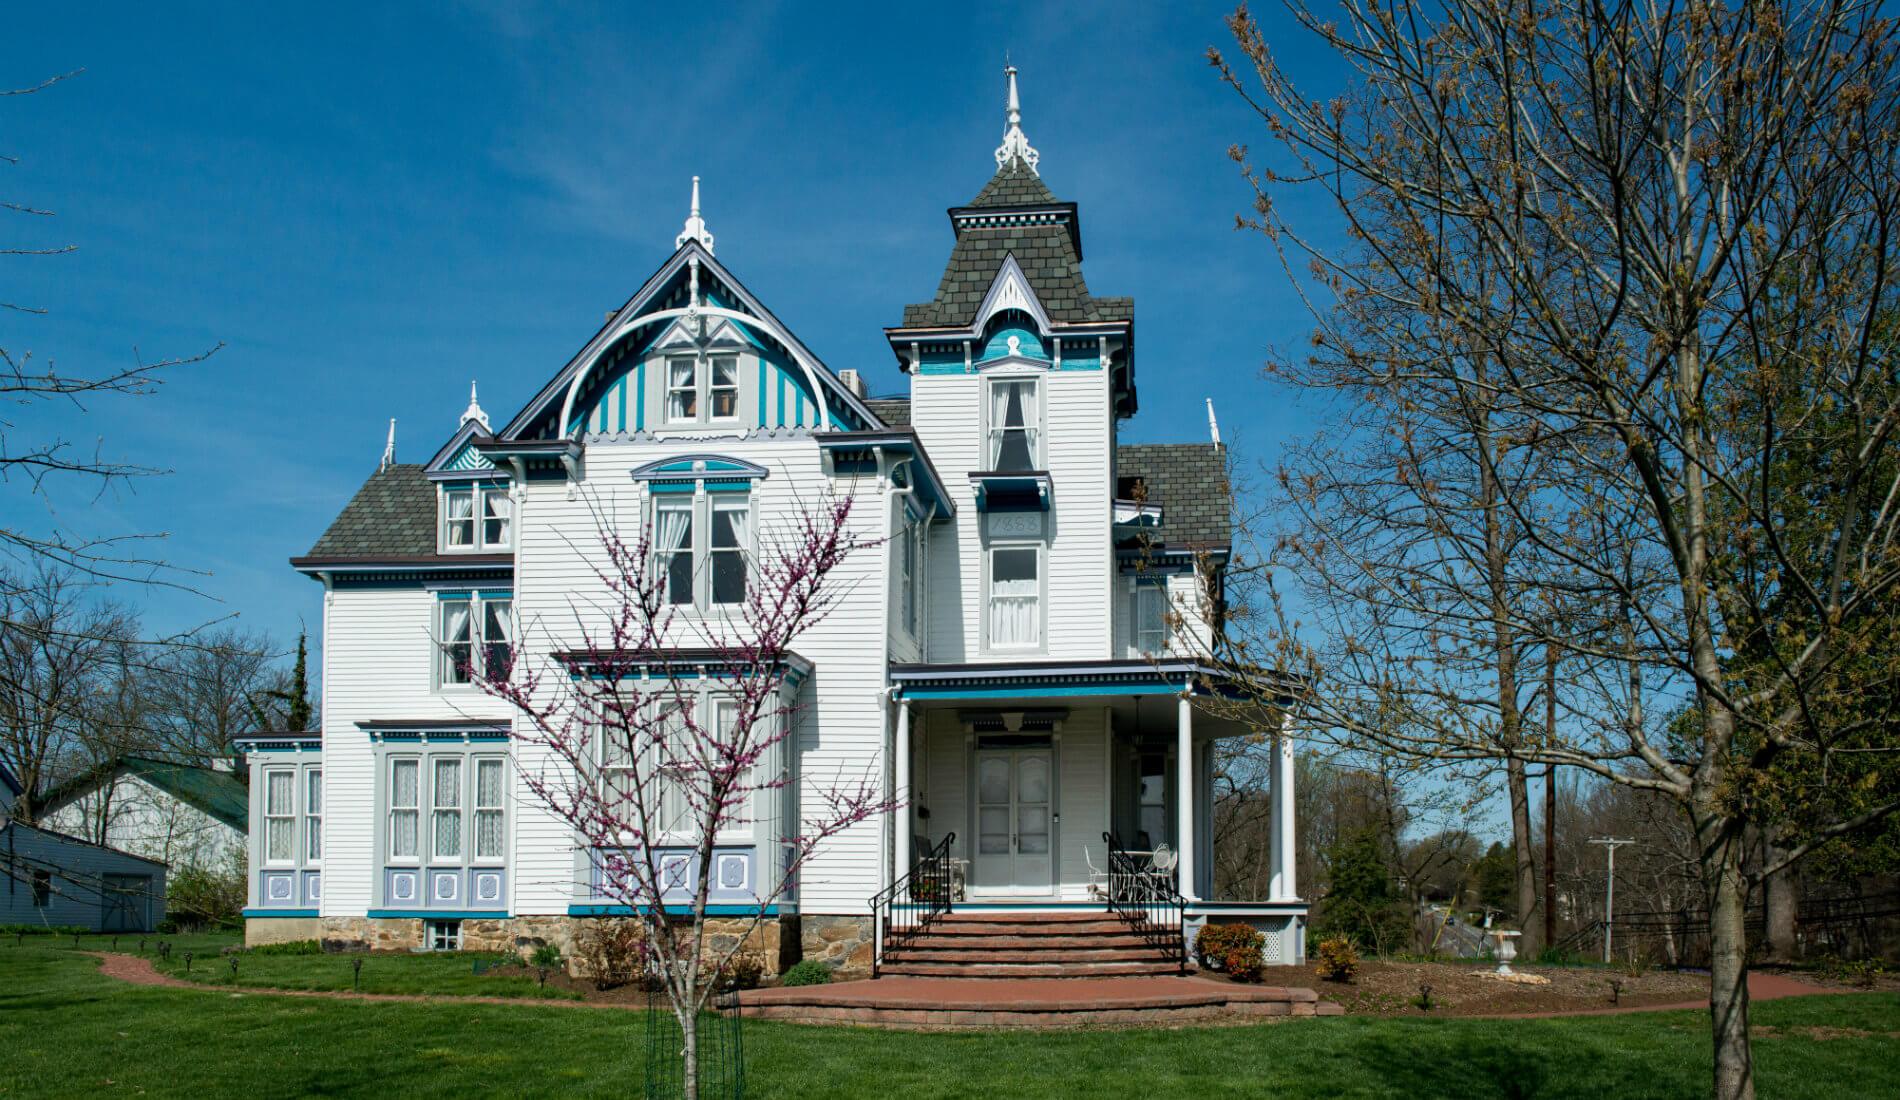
[567,904,778,917]
[757,358,767,428]
[635,362,646,430]
[649,481,696,494]
[366,909,511,920]
[244,908,320,918]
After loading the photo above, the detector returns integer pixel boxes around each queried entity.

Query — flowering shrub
[1223,940,1266,982]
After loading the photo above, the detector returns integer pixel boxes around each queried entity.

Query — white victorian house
[238,72,1306,976]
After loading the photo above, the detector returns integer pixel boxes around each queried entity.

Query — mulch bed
[1257,960,1713,1017]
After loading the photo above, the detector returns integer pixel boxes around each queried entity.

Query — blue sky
[2,1,1342,649]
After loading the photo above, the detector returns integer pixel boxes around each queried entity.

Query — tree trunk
[1764,831,1799,962]
[1703,812,1755,1100]
[1507,761,1540,955]
[681,1005,699,1100]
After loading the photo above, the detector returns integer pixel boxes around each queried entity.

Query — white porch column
[1269,732,1297,901]
[1176,689,1198,900]
[894,698,912,862]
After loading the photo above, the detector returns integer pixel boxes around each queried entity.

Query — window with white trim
[987,544,1041,649]
[474,758,505,861]
[443,484,511,551]
[438,593,512,687]
[986,377,1041,472]
[304,768,323,862]
[427,919,461,951]
[665,354,742,425]
[389,757,420,860]
[264,769,295,863]
[649,494,749,610]
[1133,582,1167,656]
[432,756,464,861]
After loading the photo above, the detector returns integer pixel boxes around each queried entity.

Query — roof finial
[461,380,490,432]
[676,175,715,254]
[995,64,1040,175]
[381,418,397,471]
[1206,398,1223,448]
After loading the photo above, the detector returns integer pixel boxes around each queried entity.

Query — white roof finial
[994,64,1040,175]
[1206,398,1223,447]
[381,418,397,471]
[676,175,715,254]
[461,380,490,432]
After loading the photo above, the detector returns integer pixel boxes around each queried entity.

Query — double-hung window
[264,769,295,863]
[432,757,464,861]
[444,485,511,551]
[987,545,1041,649]
[304,769,323,862]
[650,495,749,609]
[987,378,1040,472]
[389,758,420,860]
[1133,582,1167,656]
[438,593,512,687]
[656,703,694,834]
[665,355,741,424]
[474,758,505,861]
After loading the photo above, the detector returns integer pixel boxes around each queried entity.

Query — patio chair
[1083,845,1110,899]
[1147,845,1179,889]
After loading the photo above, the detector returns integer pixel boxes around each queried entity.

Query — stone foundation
[316,916,423,952]
[244,916,322,947]
[800,915,875,979]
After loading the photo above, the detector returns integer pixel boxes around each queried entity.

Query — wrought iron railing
[1104,832,1187,971]
[868,831,956,978]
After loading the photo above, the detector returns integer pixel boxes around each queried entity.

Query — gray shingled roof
[968,163,1060,208]
[305,464,438,558]
[900,165,1130,330]
[1117,443,1232,548]
[864,397,912,427]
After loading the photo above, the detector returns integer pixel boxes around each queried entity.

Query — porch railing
[869,831,956,978]
[1104,832,1188,972]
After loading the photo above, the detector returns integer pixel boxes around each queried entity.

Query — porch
[883,659,1308,965]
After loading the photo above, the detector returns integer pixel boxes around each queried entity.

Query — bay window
[389,758,420,860]
[1133,582,1167,655]
[987,545,1041,649]
[304,768,323,862]
[475,758,506,861]
[987,377,1040,471]
[264,769,295,863]
[432,757,464,861]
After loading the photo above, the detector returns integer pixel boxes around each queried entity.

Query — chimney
[838,369,867,398]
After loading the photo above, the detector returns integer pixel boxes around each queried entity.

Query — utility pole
[1544,638,1558,951]
[1589,837,1634,963]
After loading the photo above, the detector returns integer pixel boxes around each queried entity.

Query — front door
[972,749,1054,895]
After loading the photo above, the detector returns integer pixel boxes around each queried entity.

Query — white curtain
[433,758,462,859]
[446,490,474,545]
[391,759,419,859]
[475,759,504,860]
[442,601,472,681]
[657,504,691,554]
[991,580,1038,646]
[483,490,511,544]
[265,771,293,861]
[722,502,749,552]
[989,382,1013,465]
[482,599,513,678]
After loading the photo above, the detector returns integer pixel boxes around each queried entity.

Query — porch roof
[888,658,1298,704]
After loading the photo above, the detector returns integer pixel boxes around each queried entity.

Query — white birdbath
[1491,930,1522,977]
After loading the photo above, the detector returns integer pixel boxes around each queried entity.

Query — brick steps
[732,975,1345,1029]
[878,909,1186,980]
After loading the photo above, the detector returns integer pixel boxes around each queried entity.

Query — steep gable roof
[863,396,912,427]
[968,162,1059,208]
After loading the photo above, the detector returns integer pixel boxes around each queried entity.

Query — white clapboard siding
[320,584,515,915]
[41,776,243,872]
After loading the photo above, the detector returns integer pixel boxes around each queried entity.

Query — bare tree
[470,493,895,1099]
[2,70,218,604]
[1212,3,1900,1096]
[144,627,299,769]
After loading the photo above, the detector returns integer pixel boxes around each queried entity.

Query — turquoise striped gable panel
[444,443,497,472]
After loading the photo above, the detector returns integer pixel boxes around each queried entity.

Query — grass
[131,934,580,1001]
[3,936,1898,1098]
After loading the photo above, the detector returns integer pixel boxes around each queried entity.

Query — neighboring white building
[40,756,249,873]
[239,72,1305,971]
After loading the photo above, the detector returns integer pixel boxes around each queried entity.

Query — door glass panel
[978,807,1011,854]
[1017,757,1049,803]
[978,757,1010,805]
[1017,805,1050,854]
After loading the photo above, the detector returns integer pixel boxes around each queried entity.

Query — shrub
[1314,936,1360,983]
[1194,923,1263,972]
[707,951,766,993]
[1223,941,1266,983]
[575,918,647,990]
[165,862,247,930]
[779,959,833,987]
[528,942,564,970]
[247,939,325,956]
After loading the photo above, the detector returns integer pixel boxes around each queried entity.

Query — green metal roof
[41,756,249,832]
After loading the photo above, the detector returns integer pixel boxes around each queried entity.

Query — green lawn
[132,934,580,1001]
[2,937,1897,1099]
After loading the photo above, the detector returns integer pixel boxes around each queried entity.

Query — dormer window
[443,484,511,552]
[665,354,742,425]
[987,377,1040,471]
